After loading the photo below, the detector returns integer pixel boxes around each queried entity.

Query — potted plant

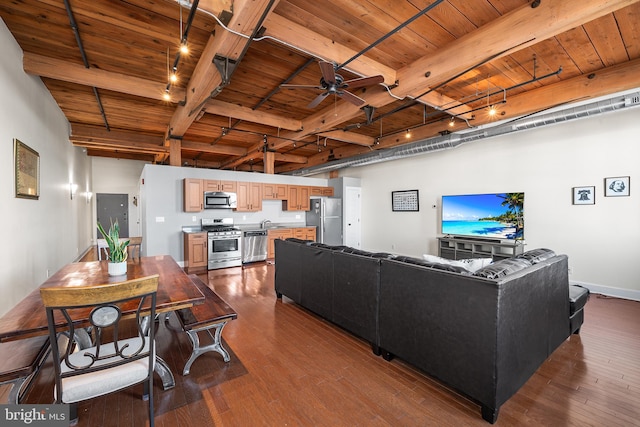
[97,219,130,276]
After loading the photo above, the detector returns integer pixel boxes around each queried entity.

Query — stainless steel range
[202,218,242,270]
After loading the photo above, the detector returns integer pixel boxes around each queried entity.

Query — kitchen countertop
[182,224,314,233]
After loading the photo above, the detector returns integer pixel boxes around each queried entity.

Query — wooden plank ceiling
[2,0,640,174]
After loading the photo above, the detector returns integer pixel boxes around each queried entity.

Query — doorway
[97,193,129,238]
[344,186,361,248]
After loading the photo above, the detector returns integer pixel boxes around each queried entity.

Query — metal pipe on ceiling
[63,0,110,131]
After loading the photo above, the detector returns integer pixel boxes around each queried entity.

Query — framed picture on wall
[392,190,419,212]
[572,186,595,205]
[14,139,40,199]
[604,176,630,197]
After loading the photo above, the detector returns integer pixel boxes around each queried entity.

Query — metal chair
[40,275,159,426]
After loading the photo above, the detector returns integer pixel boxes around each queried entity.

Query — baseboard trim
[570,280,640,302]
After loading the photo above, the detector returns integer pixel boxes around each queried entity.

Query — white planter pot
[108,261,127,277]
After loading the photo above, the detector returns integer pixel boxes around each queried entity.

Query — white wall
[91,157,148,239]
[341,106,640,299]
[0,20,93,315]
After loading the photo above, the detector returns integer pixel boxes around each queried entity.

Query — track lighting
[163,89,171,101]
[405,129,411,139]
[449,117,455,127]
[180,41,188,55]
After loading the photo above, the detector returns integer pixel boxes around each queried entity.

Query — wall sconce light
[69,183,78,200]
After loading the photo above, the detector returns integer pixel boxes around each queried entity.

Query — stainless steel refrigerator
[306,197,342,245]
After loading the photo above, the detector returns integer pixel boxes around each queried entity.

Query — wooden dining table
[0,255,205,389]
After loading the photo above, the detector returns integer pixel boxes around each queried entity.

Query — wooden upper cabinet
[184,178,203,212]
[263,182,288,200]
[236,181,262,212]
[310,186,334,197]
[205,179,237,193]
[283,185,311,211]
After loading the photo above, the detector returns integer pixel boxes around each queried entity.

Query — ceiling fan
[281,60,384,109]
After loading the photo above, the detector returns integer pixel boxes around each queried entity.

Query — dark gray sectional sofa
[274,238,577,423]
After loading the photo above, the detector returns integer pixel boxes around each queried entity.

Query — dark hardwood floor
[3,248,640,426]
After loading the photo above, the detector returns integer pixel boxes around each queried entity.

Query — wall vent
[625,95,640,107]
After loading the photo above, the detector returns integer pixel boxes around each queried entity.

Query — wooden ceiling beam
[316,130,375,147]
[23,53,185,103]
[396,0,640,99]
[167,0,278,137]
[262,12,397,86]
[204,99,302,131]
[181,140,247,156]
[273,152,307,164]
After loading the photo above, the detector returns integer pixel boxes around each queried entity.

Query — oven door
[208,234,242,269]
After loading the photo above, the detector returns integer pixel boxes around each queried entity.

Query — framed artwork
[572,186,595,205]
[392,190,419,211]
[604,176,630,197]
[14,139,40,199]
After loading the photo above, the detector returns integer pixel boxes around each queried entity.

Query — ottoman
[569,284,590,334]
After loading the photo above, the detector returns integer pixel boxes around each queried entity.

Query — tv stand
[438,236,524,261]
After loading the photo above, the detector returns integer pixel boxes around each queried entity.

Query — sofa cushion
[517,248,556,264]
[396,256,470,274]
[473,257,533,279]
[423,254,493,273]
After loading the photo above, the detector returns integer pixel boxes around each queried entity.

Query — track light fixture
[405,129,411,139]
[449,117,455,127]
[180,40,189,55]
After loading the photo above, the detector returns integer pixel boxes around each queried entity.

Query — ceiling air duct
[288,90,640,177]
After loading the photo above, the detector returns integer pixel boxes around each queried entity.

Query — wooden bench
[174,274,237,375]
[0,335,50,403]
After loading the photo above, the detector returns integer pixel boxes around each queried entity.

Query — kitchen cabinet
[267,227,316,258]
[267,229,293,259]
[205,179,237,193]
[184,232,208,273]
[184,178,203,212]
[310,186,334,196]
[283,185,311,211]
[236,181,262,211]
[293,227,316,241]
[262,182,288,200]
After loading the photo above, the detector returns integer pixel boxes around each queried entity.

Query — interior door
[97,193,129,238]
[344,187,361,248]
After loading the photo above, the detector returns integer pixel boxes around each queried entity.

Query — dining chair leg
[69,403,78,426]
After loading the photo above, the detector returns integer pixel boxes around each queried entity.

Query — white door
[344,186,361,248]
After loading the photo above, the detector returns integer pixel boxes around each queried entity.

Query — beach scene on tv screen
[442,193,524,240]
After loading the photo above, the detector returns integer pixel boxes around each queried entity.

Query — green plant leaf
[97,219,129,263]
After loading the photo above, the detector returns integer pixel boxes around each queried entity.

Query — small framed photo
[604,176,630,197]
[573,186,595,205]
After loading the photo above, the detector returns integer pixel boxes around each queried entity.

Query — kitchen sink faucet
[261,219,272,229]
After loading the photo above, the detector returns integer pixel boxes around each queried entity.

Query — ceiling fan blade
[307,92,330,108]
[318,61,337,84]
[280,84,324,90]
[343,75,384,89]
[339,90,366,107]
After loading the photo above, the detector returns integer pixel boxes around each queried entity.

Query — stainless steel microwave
[204,191,237,209]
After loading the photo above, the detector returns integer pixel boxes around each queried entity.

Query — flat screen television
[441,192,524,240]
